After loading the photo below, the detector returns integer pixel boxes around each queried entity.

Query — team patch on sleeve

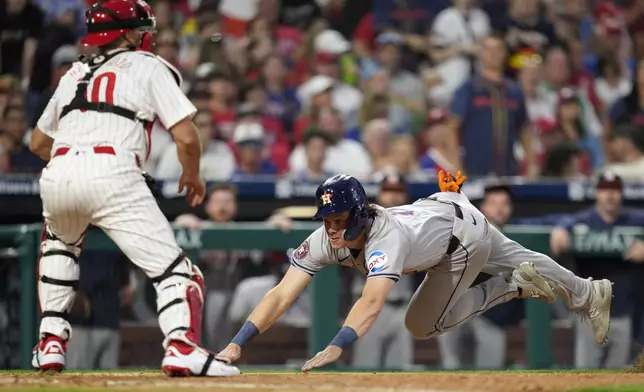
[294,240,310,260]
[367,251,388,273]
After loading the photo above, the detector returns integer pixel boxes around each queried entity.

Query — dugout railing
[4,223,641,370]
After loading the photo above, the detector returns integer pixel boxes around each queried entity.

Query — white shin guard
[152,254,204,349]
[38,229,82,341]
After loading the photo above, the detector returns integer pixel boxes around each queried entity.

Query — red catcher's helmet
[81,0,155,47]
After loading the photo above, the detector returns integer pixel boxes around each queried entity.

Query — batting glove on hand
[142,171,160,199]
[438,170,467,193]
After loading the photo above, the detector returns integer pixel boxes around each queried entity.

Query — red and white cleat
[161,340,240,377]
[32,335,66,372]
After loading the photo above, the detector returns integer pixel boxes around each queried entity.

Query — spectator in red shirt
[292,75,335,144]
[353,13,375,58]
[419,108,458,176]
[534,119,561,168]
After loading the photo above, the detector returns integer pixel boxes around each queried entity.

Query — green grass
[568,387,644,392]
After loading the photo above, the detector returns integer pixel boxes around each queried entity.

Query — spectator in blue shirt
[31,0,86,35]
[2,105,44,173]
[372,0,443,35]
[448,33,537,178]
[480,183,570,226]
[550,172,644,369]
[231,123,277,179]
[372,0,442,71]
[260,54,301,132]
[26,6,78,124]
[579,2,636,79]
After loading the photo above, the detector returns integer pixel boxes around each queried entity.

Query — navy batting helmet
[314,174,369,241]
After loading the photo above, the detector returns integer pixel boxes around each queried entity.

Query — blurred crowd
[2,0,644,180]
[3,0,644,371]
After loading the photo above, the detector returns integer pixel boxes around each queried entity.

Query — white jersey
[291,192,468,282]
[36,50,196,164]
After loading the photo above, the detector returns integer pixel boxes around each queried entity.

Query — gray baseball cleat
[586,278,613,345]
[511,262,557,303]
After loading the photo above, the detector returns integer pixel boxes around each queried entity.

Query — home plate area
[3,371,644,392]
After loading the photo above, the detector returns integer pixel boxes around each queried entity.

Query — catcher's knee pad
[151,253,205,348]
[38,227,82,341]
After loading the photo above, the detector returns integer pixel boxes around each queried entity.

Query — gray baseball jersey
[292,190,597,343]
[290,193,457,281]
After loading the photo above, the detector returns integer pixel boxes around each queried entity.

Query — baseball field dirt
[2,371,644,392]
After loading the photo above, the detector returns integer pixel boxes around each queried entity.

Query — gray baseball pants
[404,197,594,340]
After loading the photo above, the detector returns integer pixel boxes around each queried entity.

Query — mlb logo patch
[367,251,388,273]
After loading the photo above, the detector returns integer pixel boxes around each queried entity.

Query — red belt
[53,146,116,158]
[52,146,141,167]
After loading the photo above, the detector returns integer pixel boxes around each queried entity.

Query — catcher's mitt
[142,171,160,199]
[438,170,467,193]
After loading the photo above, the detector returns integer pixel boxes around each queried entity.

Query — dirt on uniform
[2,372,644,392]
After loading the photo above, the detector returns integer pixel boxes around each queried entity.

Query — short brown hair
[207,182,238,199]
[302,128,333,145]
[483,184,513,202]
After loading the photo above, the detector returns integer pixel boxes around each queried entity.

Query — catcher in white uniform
[29,0,238,376]
[218,173,613,371]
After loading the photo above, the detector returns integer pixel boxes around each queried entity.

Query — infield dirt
[2,372,644,392]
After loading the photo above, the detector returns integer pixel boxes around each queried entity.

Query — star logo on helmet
[320,191,333,206]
